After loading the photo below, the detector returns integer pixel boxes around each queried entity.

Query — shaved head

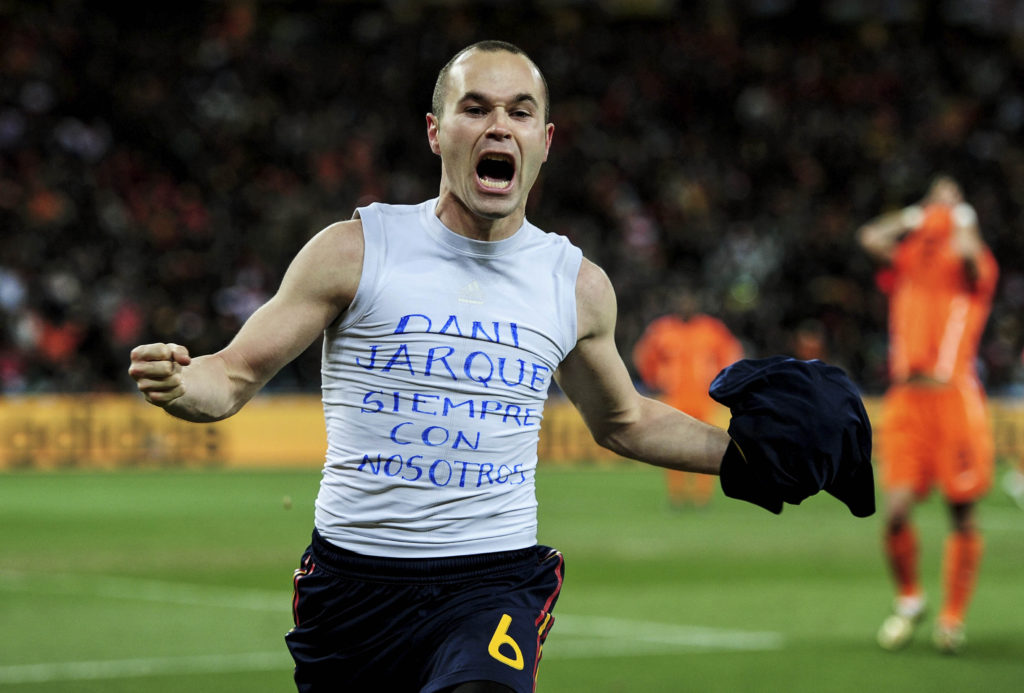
[432,40,550,122]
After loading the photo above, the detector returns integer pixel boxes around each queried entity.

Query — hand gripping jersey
[314,199,583,558]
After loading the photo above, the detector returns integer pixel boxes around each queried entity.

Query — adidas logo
[458,280,485,304]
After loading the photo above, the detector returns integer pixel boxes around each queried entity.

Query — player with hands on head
[858,175,998,655]
[130,40,872,693]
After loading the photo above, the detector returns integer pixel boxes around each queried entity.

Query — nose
[485,109,513,139]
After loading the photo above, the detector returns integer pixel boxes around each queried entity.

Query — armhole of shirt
[559,243,584,357]
[335,204,383,331]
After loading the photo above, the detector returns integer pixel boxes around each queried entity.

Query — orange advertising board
[0,395,325,470]
[1,394,1022,471]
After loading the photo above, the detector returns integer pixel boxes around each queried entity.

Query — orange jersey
[632,314,742,420]
[887,204,998,383]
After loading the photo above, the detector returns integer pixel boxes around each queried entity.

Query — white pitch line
[0,621,782,686]
[0,571,285,611]
[0,572,784,684]
[0,652,288,685]
[552,614,784,654]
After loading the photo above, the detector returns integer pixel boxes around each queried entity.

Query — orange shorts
[879,381,994,502]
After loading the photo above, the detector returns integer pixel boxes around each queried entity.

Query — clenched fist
[128,343,192,407]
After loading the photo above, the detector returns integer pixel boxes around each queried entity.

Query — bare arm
[128,220,364,422]
[858,202,986,282]
[856,208,915,262]
[554,259,730,475]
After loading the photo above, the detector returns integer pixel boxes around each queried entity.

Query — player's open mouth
[476,153,515,190]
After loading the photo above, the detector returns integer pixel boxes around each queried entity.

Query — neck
[434,190,525,242]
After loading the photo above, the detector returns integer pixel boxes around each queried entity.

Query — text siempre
[351,313,551,489]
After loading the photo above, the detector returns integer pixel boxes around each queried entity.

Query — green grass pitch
[1,464,1022,692]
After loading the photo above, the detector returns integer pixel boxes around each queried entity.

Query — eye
[464,105,486,116]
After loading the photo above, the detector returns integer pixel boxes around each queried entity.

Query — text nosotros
[358,453,527,488]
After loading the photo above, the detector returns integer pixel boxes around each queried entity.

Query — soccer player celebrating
[858,175,999,654]
[131,41,873,691]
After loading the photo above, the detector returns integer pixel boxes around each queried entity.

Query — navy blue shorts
[284,530,564,693]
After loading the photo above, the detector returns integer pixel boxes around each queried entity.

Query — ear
[426,113,441,156]
[542,122,554,162]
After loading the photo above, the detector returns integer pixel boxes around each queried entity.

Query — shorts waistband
[310,529,539,583]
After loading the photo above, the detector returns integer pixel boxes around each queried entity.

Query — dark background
[3,0,1023,396]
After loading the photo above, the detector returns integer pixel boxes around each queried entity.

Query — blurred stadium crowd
[2,0,1024,396]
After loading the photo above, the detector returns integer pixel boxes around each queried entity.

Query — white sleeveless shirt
[314,198,583,557]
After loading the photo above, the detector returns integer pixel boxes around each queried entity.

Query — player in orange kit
[858,175,998,654]
[632,286,743,508]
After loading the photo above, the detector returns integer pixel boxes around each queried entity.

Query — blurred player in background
[858,175,998,654]
[632,285,743,508]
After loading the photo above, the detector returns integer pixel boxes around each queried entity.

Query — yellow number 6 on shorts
[487,613,524,670]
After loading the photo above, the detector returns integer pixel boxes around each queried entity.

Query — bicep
[555,260,643,442]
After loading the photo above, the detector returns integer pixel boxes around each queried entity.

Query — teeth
[477,153,514,189]
[480,178,511,189]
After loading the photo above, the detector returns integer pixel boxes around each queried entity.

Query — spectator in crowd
[1,2,1023,397]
